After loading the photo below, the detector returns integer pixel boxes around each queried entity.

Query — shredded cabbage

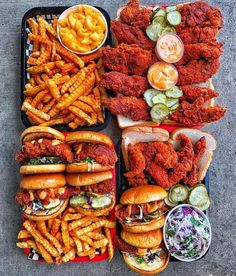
[165,206,210,260]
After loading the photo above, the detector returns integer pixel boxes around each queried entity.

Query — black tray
[21,6,111,132]
[115,139,210,262]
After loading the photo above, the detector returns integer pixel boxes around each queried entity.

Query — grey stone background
[0,0,235,275]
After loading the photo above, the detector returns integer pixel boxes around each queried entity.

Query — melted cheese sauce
[147,62,178,90]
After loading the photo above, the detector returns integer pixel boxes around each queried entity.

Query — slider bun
[20,173,66,190]
[66,171,113,187]
[20,126,65,144]
[121,229,163,249]
[120,185,167,205]
[66,163,113,173]
[20,164,66,175]
[65,131,113,147]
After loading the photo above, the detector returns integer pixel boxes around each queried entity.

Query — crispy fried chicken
[104,96,150,121]
[176,58,221,85]
[111,20,156,50]
[15,139,73,163]
[180,85,219,103]
[102,44,153,76]
[124,144,146,178]
[183,137,207,186]
[178,26,219,44]
[178,42,223,65]
[170,97,226,126]
[76,144,117,167]
[177,1,223,31]
[168,134,194,185]
[99,71,149,97]
[124,134,206,189]
[119,0,152,30]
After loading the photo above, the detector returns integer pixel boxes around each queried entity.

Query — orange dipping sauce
[156,33,184,63]
[147,62,178,91]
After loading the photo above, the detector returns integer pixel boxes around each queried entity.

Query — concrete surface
[0,0,235,275]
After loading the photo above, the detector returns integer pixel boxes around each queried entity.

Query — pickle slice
[197,198,211,211]
[188,185,209,207]
[166,97,178,108]
[169,184,189,203]
[166,11,181,26]
[164,196,178,207]
[144,89,160,107]
[153,16,167,26]
[70,195,87,206]
[166,6,177,13]
[150,103,170,122]
[169,102,179,111]
[152,93,167,105]
[153,8,166,18]
[165,86,183,98]
[91,196,112,209]
[146,22,163,41]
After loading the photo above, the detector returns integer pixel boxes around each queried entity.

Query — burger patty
[115,236,138,254]
[15,139,73,163]
[82,179,115,194]
[16,186,80,206]
[115,201,166,221]
[76,143,118,167]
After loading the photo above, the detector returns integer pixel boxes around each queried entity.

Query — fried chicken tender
[168,134,194,185]
[146,163,170,190]
[180,85,219,103]
[154,142,178,169]
[102,44,153,76]
[176,58,221,85]
[104,96,150,121]
[99,71,149,98]
[170,97,226,126]
[183,137,207,186]
[177,1,223,31]
[111,20,155,50]
[124,143,146,178]
[119,0,152,30]
[178,26,219,44]
[178,42,223,65]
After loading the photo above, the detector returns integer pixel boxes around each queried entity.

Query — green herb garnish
[28,156,64,165]
[82,157,96,164]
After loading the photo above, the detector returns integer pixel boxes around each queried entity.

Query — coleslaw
[164,205,211,261]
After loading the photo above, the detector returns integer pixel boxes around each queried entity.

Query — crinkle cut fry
[23,220,58,257]
[28,33,84,68]
[56,72,95,110]
[27,18,39,52]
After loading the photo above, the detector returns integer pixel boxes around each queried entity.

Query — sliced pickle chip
[152,93,167,105]
[144,89,160,107]
[91,196,112,209]
[165,86,183,98]
[151,103,170,122]
[70,195,87,206]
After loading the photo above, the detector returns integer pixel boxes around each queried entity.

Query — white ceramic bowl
[57,5,108,55]
[163,204,212,262]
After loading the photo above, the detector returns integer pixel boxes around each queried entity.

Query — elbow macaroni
[58,6,106,53]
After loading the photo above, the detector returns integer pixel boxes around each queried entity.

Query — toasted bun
[121,229,163,249]
[66,163,113,173]
[122,215,166,233]
[21,126,65,144]
[65,131,113,147]
[66,171,113,187]
[20,173,66,190]
[120,185,167,205]
[170,128,217,151]
[74,199,115,217]
[20,164,66,174]
[23,199,68,221]
[122,127,169,169]
[123,249,169,275]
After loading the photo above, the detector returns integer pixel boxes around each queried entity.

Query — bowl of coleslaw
[163,204,211,262]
